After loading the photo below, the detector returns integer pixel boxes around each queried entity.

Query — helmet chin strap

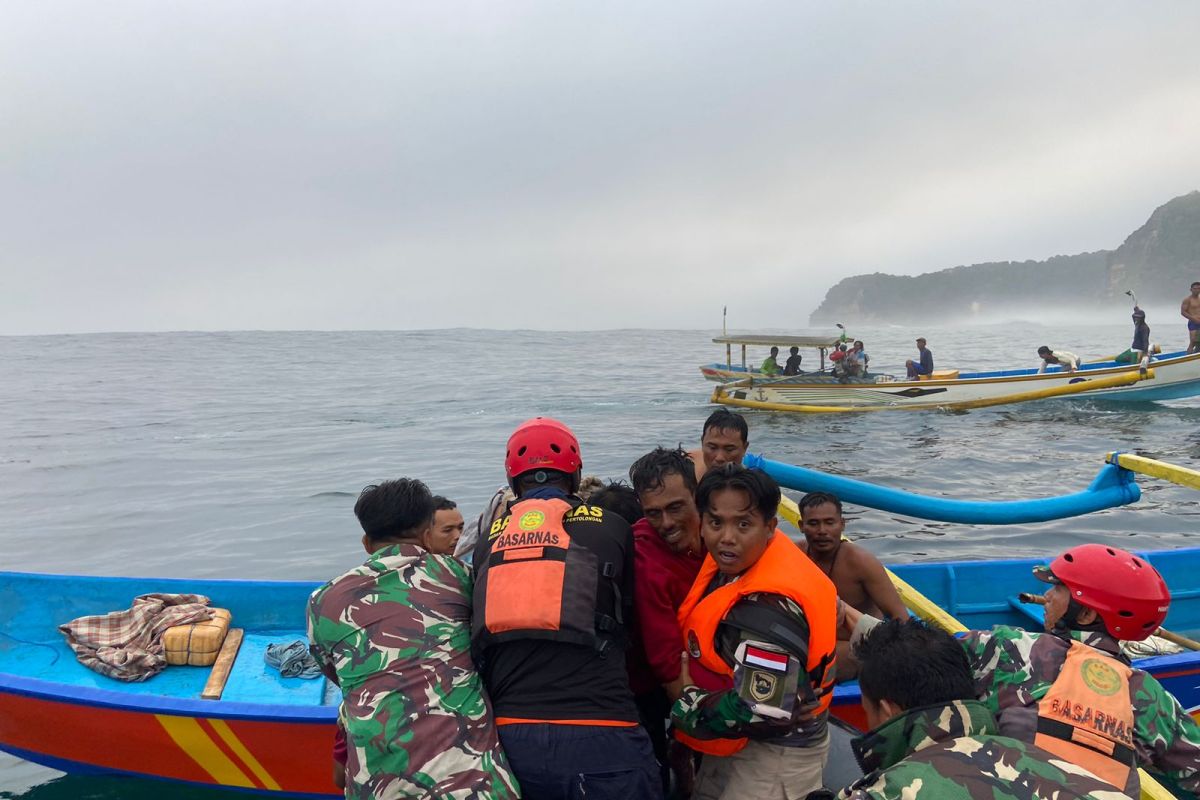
[1054,598,1106,637]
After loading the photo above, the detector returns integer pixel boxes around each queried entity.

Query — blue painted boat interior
[886,546,1200,637]
[4,547,1199,715]
[952,350,1192,380]
[0,572,335,708]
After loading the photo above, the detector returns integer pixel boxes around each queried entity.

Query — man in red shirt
[630,447,726,795]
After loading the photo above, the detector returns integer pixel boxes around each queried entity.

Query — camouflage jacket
[962,625,1200,798]
[671,593,827,747]
[308,543,519,800]
[839,699,1131,800]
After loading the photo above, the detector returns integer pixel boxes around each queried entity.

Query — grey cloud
[3,2,1200,333]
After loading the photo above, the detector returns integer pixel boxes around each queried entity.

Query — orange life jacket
[1034,641,1137,791]
[472,497,621,653]
[674,531,838,756]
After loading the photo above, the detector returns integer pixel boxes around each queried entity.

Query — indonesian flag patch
[743,644,789,672]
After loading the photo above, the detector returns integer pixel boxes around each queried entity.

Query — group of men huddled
[306,410,1200,800]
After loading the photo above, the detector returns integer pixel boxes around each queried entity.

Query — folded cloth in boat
[59,593,214,682]
[265,639,323,679]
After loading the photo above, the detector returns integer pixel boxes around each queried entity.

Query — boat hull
[0,682,334,796]
[710,352,1200,411]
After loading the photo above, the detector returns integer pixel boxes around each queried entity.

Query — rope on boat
[0,630,60,666]
[750,454,1140,525]
[1107,452,1200,492]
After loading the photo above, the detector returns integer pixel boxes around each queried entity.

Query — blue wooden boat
[4,546,1200,796]
[0,572,339,797]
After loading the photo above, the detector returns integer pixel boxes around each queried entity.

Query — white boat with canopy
[706,347,1200,413]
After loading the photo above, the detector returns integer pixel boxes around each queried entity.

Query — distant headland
[810,191,1200,325]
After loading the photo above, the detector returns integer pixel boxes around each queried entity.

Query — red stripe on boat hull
[0,690,337,795]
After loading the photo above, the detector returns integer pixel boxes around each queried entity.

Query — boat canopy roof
[712,334,843,348]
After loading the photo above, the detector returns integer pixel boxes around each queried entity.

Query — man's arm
[671,652,792,741]
[619,518,636,647]
[306,594,342,686]
[632,553,689,697]
[1182,299,1200,324]
[854,550,908,621]
[1131,672,1200,794]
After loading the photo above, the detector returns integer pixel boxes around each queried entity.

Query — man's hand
[838,599,864,639]
[664,651,693,702]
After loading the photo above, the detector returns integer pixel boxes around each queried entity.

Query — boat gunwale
[0,670,337,722]
[705,350,1200,389]
[6,546,1200,721]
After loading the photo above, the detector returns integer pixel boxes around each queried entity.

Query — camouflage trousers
[693,733,830,800]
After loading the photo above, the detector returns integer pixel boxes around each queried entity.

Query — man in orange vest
[471,417,663,799]
[672,464,839,800]
[843,544,1200,797]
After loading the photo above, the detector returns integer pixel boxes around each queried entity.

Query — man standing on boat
[472,418,662,799]
[690,409,750,483]
[307,478,519,800]
[905,338,933,379]
[1183,281,1200,353]
[672,465,839,800]
[843,544,1200,797]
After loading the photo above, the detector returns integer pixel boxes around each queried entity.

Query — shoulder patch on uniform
[489,515,509,539]
[567,505,604,521]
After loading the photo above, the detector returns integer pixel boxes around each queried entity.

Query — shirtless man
[688,409,749,482]
[1183,281,1200,354]
[798,491,907,680]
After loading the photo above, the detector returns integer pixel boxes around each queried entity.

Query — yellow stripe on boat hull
[716,368,1151,413]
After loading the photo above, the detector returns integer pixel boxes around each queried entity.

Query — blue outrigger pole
[744,454,1141,525]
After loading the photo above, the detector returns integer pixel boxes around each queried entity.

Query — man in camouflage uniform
[844,544,1200,798]
[836,618,1130,800]
[308,478,519,800]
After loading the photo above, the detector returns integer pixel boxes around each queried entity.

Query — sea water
[1,323,1198,797]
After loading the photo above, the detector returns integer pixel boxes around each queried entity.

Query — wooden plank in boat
[201,627,244,700]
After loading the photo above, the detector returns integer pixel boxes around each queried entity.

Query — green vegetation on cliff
[810,191,1200,325]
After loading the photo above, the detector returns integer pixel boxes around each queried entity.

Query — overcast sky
[4,2,1200,334]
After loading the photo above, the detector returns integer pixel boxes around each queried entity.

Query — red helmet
[1034,544,1170,641]
[504,417,582,480]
